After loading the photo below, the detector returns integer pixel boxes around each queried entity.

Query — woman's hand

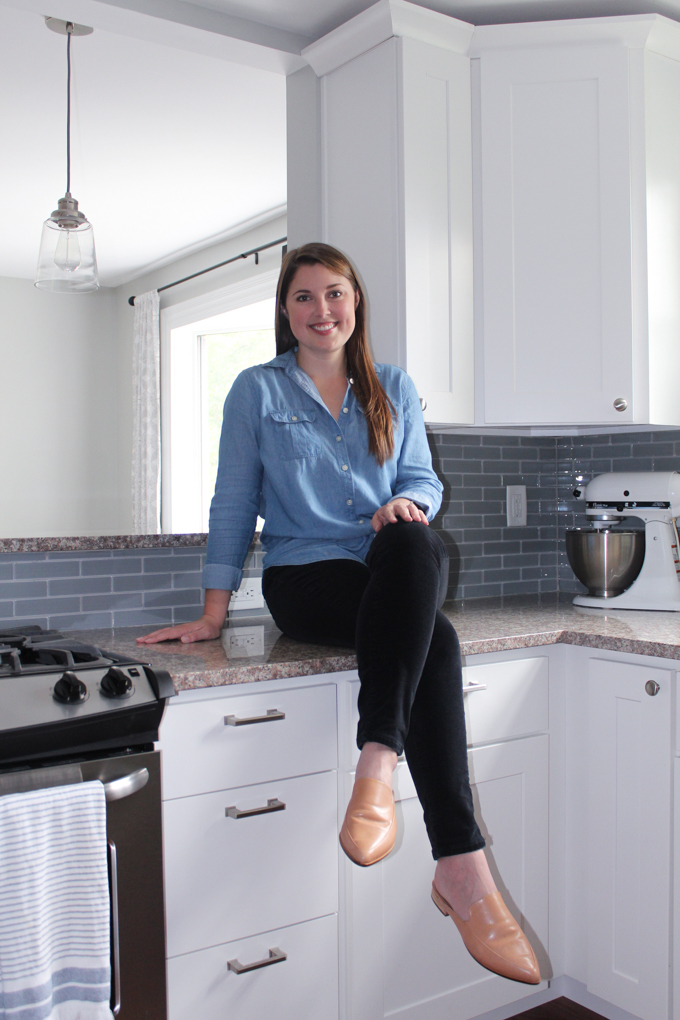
[136,589,231,644]
[371,498,429,533]
[136,616,222,645]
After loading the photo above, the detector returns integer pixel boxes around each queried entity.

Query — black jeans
[262,521,485,860]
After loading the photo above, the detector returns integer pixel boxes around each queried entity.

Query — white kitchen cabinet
[164,770,338,957]
[341,654,550,1020]
[473,17,680,426]
[300,3,475,425]
[586,656,673,1020]
[167,913,338,1020]
[160,681,337,798]
[345,735,549,1020]
[159,675,341,1020]
[159,643,680,1020]
[345,655,550,769]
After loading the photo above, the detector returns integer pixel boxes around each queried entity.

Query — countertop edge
[167,627,680,693]
[170,655,359,691]
[0,534,209,553]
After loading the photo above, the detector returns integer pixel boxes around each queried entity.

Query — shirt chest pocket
[268,409,323,461]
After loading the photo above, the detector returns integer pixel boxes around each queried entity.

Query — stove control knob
[53,671,88,703]
[100,667,133,699]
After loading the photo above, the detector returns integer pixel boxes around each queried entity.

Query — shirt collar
[266,347,383,377]
[264,349,297,372]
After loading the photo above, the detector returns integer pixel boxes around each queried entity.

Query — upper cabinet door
[400,37,474,426]
[316,26,475,425]
[480,45,635,424]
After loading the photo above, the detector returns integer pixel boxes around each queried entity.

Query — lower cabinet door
[345,735,549,1020]
[587,658,672,1020]
[167,913,338,1020]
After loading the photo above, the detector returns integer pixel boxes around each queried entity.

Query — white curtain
[132,290,161,534]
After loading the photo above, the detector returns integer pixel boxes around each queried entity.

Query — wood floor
[509,998,605,1020]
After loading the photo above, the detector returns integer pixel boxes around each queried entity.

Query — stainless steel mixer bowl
[565,528,646,597]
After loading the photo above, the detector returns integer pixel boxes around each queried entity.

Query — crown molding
[302,0,474,78]
[469,12,680,59]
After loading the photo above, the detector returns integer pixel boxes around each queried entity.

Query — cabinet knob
[613,397,628,412]
[645,680,660,696]
[420,397,427,411]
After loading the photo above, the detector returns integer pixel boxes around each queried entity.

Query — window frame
[160,269,279,534]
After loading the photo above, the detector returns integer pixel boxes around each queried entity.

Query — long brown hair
[275,243,395,465]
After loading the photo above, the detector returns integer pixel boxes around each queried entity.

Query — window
[160,270,278,533]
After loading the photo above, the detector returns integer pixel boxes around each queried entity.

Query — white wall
[0,213,286,539]
[0,277,120,538]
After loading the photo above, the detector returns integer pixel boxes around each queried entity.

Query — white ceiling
[4,0,680,287]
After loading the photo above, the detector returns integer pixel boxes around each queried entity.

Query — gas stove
[0,625,175,766]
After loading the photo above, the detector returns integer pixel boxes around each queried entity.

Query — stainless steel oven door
[0,749,167,1020]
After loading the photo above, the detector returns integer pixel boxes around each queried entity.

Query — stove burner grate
[0,628,112,677]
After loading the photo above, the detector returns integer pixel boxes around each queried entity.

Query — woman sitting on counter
[138,242,540,985]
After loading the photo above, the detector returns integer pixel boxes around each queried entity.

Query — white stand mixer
[570,471,680,612]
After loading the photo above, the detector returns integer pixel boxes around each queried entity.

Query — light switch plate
[506,485,527,527]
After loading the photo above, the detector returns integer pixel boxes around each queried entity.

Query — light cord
[66,24,72,195]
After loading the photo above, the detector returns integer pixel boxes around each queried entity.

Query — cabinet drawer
[347,656,549,767]
[167,913,338,1020]
[160,683,337,799]
[463,656,549,745]
[164,770,338,957]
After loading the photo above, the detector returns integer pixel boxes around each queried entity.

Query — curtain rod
[127,236,288,306]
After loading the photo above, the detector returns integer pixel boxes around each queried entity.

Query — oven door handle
[107,839,121,1016]
[103,768,149,802]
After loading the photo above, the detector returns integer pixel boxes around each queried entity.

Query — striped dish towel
[0,781,113,1020]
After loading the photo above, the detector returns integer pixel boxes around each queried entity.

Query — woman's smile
[310,320,338,335]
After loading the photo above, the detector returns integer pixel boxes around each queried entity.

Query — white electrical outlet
[506,485,527,527]
[222,626,265,658]
[229,576,264,611]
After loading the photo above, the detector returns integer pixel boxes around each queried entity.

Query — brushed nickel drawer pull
[228,947,287,974]
[226,798,286,819]
[645,680,660,696]
[462,681,487,693]
[224,709,285,726]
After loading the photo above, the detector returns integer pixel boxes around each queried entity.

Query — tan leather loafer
[339,777,396,866]
[431,883,540,984]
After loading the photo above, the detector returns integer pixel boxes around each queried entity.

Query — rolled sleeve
[202,371,263,591]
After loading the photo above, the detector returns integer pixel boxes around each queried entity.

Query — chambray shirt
[202,348,443,591]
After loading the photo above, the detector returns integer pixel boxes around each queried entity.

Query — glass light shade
[35,217,99,292]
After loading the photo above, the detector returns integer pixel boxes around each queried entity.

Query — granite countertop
[0,534,208,554]
[71,593,680,693]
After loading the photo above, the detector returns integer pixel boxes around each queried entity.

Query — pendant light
[35,18,99,293]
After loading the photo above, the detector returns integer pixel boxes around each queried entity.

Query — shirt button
[336,435,342,442]
[359,519,364,524]
[342,407,349,414]
[341,464,348,471]
[291,416,298,421]
[347,499,352,505]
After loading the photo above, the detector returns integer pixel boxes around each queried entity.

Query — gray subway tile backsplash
[1,428,679,630]
[0,546,208,632]
[430,428,680,600]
